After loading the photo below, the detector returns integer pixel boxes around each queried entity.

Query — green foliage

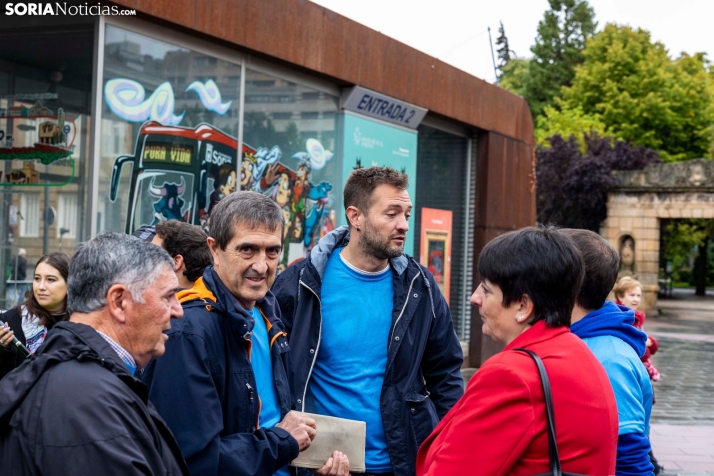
[534,105,610,152]
[524,0,597,118]
[664,220,709,261]
[561,24,714,161]
[499,58,530,97]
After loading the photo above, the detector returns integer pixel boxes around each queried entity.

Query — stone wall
[602,159,714,312]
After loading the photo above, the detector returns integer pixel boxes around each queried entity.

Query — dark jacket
[0,307,29,379]
[271,226,464,476]
[142,267,299,476]
[0,321,189,476]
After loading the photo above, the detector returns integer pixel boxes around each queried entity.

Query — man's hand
[312,451,349,476]
[275,411,316,451]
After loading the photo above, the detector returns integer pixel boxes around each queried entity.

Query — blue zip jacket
[571,301,654,476]
[271,226,464,476]
[142,267,299,476]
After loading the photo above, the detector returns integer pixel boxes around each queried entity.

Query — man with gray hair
[0,233,189,475]
[142,191,348,476]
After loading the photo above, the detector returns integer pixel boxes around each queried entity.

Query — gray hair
[209,191,284,250]
[67,233,175,314]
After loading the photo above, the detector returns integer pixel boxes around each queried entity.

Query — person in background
[0,233,189,475]
[142,192,348,476]
[272,166,464,476]
[417,226,618,475]
[0,252,69,379]
[563,229,654,476]
[7,248,27,307]
[614,276,664,475]
[151,220,213,289]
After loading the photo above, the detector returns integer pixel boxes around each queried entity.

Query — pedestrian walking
[0,233,189,475]
[272,166,464,476]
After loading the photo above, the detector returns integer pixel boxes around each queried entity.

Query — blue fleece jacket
[571,301,654,476]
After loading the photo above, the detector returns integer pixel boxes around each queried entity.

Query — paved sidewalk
[647,290,714,475]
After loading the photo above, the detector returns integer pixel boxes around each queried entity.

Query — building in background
[0,0,534,366]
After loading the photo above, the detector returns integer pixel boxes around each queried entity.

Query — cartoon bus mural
[109,121,253,233]
[110,120,337,270]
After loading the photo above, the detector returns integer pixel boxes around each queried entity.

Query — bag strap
[514,348,562,475]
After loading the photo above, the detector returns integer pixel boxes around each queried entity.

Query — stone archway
[601,159,714,311]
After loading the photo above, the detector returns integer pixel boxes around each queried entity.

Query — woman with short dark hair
[417,226,619,475]
[0,252,70,378]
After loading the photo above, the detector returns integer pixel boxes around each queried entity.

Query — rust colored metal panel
[110,0,534,146]
[469,131,536,367]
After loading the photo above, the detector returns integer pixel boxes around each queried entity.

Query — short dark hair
[478,226,584,328]
[209,191,284,250]
[22,252,70,328]
[561,229,620,312]
[155,220,212,282]
[343,167,408,224]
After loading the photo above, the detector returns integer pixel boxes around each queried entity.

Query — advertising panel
[419,208,453,304]
[341,112,417,255]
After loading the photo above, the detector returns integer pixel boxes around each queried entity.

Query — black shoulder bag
[513,348,586,476]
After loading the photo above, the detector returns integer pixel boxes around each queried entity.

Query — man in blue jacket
[142,192,348,476]
[272,166,464,476]
[563,229,654,476]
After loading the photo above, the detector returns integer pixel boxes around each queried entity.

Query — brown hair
[343,166,408,226]
[21,252,70,328]
[613,276,642,300]
[560,229,619,312]
[155,220,213,282]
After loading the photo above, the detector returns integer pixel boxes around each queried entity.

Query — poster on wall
[341,112,418,255]
[420,208,452,303]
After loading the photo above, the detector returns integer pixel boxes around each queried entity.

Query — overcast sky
[310,0,713,84]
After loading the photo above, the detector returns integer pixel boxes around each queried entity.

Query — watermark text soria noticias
[5,3,136,16]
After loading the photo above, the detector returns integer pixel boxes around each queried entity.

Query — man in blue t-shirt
[563,229,654,476]
[143,192,348,476]
[273,167,464,476]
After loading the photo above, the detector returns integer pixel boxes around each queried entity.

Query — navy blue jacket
[272,227,464,476]
[142,267,299,476]
[0,321,189,476]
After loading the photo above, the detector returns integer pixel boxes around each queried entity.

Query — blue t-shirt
[310,248,393,472]
[251,307,290,476]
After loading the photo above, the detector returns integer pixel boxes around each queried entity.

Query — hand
[0,324,14,349]
[646,337,652,347]
[312,451,349,476]
[275,411,316,451]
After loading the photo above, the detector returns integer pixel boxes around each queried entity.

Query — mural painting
[105,76,337,269]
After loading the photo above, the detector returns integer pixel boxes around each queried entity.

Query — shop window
[0,14,93,306]
[20,193,40,238]
[99,25,241,234]
[243,68,341,270]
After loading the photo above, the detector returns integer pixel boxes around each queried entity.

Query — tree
[535,105,610,152]
[560,24,714,161]
[498,57,530,97]
[537,133,659,231]
[524,0,597,118]
[495,21,514,74]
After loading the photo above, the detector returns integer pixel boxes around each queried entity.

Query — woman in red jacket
[417,226,618,476]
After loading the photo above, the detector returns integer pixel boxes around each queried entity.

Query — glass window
[0,14,94,306]
[414,125,471,339]
[242,68,340,271]
[99,25,242,234]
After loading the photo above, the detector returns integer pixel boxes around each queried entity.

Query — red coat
[417,321,618,476]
